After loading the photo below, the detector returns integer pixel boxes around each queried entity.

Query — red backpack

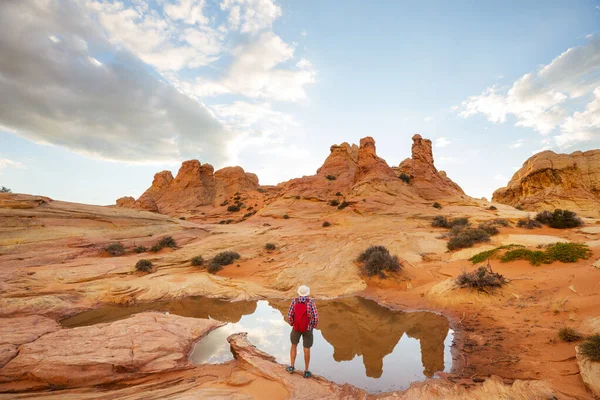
[293,300,310,333]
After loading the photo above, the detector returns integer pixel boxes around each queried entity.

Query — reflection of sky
[190,301,454,392]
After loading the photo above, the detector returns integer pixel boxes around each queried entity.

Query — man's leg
[290,343,297,368]
[303,346,310,372]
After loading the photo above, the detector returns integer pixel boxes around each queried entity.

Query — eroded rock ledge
[0,312,224,390]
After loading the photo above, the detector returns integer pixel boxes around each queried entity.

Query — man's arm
[287,299,295,326]
[310,300,319,329]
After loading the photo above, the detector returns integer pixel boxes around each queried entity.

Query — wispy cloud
[435,137,451,148]
[424,116,433,123]
[0,158,25,175]
[458,37,600,148]
[509,139,525,148]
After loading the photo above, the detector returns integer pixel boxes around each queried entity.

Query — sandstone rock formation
[397,134,465,200]
[576,345,600,398]
[0,193,51,209]
[492,149,600,214]
[116,160,260,215]
[0,316,60,369]
[0,312,224,389]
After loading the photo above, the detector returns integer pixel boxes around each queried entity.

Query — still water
[61,297,453,393]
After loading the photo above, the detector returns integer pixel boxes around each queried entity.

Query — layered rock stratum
[492,149,600,214]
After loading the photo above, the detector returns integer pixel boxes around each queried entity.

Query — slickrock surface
[0,312,224,389]
[493,149,600,214]
[0,316,60,369]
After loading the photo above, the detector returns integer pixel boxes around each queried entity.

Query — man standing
[286,285,319,378]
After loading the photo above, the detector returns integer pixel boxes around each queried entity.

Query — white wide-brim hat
[297,285,310,297]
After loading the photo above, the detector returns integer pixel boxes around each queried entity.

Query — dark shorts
[290,328,314,348]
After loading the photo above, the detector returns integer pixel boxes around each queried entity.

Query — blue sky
[1,0,599,204]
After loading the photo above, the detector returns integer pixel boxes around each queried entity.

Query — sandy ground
[0,195,599,399]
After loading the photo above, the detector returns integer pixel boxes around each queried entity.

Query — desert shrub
[517,217,542,229]
[478,222,500,236]
[212,251,240,266]
[233,195,241,201]
[558,327,583,342]
[515,205,524,211]
[151,236,177,252]
[226,219,233,224]
[329,199,340,207]
[105,243,125,256]
[322,221,331,227]
[191,256,204,266]
[335,192,342,196]
[493,218,510,227]
[218,220,226,224]
[227,204,240,212]
[580,334,600,362]
[535,209,583,229]
[257,188,266,193]
[456,265,506,292]
[338,201,349,210]
[0,186,11,193]
[433,202,442,209]
[450,217,470,227]
[265,243,276,251]
[468,244,524,264]
[447,228,490,251]
[357,245,402,278]
[399,173,411,183]
[432,216,450,228]
[133,246,147,254]
[179,216,186,220]
[325,174,336,181]
[545,243,591,263]
[135,259,153,273]
[243,212,252,218]
[283,214,290,219]
[295,195,300,199]
[220,200,229,206]
[488,205,497,211]
[501,248,550,266]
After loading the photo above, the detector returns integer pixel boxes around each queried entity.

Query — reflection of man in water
[286,285,319,378]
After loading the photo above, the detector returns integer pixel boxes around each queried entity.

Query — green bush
[447,228,490,251]
[135,259,153,273]
[468,245,524,264]
[456,265,506,292]
[0,186,11,193]
[432,216,450,228]
[545,242,591,263]
[517,217,542,229]
[337,201,349,210]
[105,243,126,256]
[227,204,240,212]
[191,256,204,266]
[357,245,402,278]
[329,199,340,207]
[501,248,550,266]
[535,209,583,229]
[433,202,442,209]
[265,243,276,251]
[493,218,510,227]
[325,174,336,181]
[558,327,583,342]
[580,334,600,362]
[399,173,411,183]
[151,236,177,252]
[210,251,241,271]
[322,221,331,227]
[133,246,147,254]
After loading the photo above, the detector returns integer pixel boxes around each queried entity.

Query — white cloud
[301,29,307,37]
[0,0,230,163]
[424,116,433,123]
[0,159,25,171]
[435,137,451,148]
[221,0,282,34]
[459,37,600,146]
[212,101,297,130]
[509,139,524,148]
[164,0,208,25]
[197,32,316,101]
[555,87,600,147]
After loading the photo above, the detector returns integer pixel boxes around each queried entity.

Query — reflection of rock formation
[61,298,257,328]
[271,297,449,378]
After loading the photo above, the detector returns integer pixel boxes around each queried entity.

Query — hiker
[286,285,319,378]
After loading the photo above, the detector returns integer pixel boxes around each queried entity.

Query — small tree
[135,259,153,273]
[0,186,11,193]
